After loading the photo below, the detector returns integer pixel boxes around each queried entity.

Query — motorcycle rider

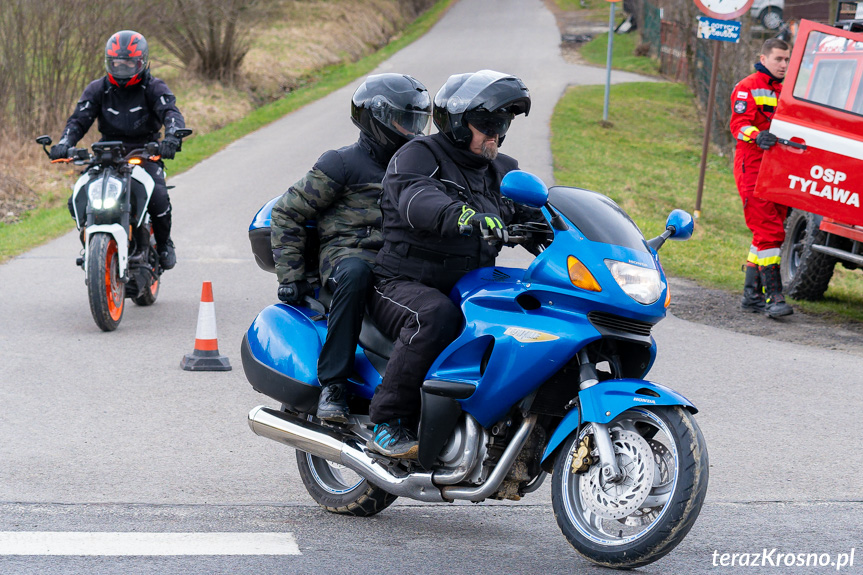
[271,73,431,424]
[366,70,536,458]
[729,38,793,318]
[50,30,186,270]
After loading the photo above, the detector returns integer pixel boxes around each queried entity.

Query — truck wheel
[781,209,836,301]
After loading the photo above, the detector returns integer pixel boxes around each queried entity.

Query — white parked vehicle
[752,0,785,30]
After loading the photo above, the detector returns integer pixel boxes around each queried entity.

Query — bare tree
[0,0,139,138]
[145,0,264,82]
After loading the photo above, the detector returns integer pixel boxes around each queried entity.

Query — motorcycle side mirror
[665,209,694,240]
[36,135,52,146]
[500,170,548,207]
[501,170,569,231]
[646,209,694,252]
[174,128,193,139]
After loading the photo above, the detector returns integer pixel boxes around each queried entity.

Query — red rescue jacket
[730,66,783,171]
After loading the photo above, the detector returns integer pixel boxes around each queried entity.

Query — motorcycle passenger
[730,38,793,318]
[271,74,431,424]
[366,70,537,459]
[50,30,186,270]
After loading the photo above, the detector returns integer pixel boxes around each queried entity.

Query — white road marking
[0,532,301,556]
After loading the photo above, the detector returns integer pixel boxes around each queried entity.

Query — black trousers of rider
[367,278,463,425]
[65,160,171,249]
[142,161,172,250]
[317,258,375,387]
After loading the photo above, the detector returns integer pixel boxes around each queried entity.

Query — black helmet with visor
[351,74,432,155]
[105,30,149,88]
[433,70,531,148]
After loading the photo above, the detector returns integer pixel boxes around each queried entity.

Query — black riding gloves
[277,280,313,304]
[457,205,507,241]
[755,130,777,151]
[159,135,181,159]
[49,143,70,160]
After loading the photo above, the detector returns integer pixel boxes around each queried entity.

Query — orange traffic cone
[181,281,231,371]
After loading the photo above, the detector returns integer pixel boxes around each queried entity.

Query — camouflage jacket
[271,133,390,284]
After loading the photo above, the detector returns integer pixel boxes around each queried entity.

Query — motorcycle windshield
[548,186,648,253]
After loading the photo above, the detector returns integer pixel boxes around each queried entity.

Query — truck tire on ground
[781,209,836,301]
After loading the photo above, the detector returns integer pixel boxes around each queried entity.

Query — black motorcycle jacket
[59,73,185,148]
[375,132,522,293]
[271,132,391,285]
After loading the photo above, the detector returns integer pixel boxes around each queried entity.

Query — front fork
[576,349,623,482]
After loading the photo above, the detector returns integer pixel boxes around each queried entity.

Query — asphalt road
[1,0,861,573]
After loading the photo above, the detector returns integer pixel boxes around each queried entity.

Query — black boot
[152,213,175,270]
[741,265,765,313]
[759,264,793,318]
[316,382,349,423]
[158,239,176,270]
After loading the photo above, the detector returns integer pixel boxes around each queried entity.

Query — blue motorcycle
[242,170,707,569]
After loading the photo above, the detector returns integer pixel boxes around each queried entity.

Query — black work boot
[759,264,793,318]
[316,383,349,424]
[158,239,176,270]
[741,265,765,313]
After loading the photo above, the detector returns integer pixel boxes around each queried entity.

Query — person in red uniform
[730,38,792,318]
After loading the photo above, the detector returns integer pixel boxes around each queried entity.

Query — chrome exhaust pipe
[248,406,445,502]
[441,414,537,502]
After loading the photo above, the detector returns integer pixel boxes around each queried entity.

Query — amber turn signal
[567,255,601,292]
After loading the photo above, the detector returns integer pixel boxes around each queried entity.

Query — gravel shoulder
[668,276,863,357]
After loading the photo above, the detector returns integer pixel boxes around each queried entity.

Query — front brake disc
[579,429,655,520]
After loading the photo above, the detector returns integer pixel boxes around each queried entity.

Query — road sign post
[603,0,623,123]
[692,0,752,219]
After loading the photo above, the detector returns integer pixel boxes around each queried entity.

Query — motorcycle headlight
[87,177,104,209]
[102,176,123,209]
[604,259,662,305]
[87,176,123,210]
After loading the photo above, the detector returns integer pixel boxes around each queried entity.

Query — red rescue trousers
[734,154,787,265]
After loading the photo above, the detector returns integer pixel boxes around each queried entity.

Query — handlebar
[476,221,551,246]
[36,129,193,165]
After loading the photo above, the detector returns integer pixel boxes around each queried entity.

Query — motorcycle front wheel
[551,406,708,569]
[87,233,125,331]
[296,449,398,517]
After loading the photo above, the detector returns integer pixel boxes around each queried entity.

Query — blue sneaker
[367,420,419,459]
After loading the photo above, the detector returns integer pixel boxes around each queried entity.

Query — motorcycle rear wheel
[296,449,398,517]
[551,406,708,569]
[87,233,125,331]
[133,227,160,306]
[133,275,159,306]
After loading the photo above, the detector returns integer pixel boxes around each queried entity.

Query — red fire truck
[754,6,863,299]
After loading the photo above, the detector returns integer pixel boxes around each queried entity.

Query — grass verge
[0,0,454,264]
[551,82,863,322]
[580,31,660,77]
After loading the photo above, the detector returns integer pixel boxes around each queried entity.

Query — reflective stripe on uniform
[751,88,778,107]
[747,247,758,264]
[738,125,760,142]
[754,247,781,267]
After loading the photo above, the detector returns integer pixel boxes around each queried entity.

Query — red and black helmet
[105,30,149,88]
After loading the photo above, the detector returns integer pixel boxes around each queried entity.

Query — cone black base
[181,349,232,371]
